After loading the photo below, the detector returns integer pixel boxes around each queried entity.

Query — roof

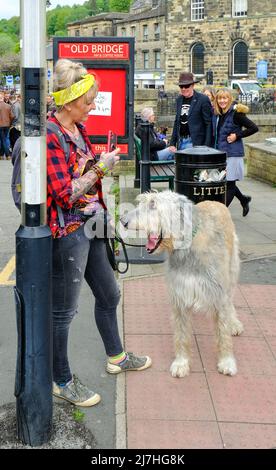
[67,12,128,27]
[116,4,165,23]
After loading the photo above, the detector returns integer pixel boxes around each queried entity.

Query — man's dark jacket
[170,90,212,148]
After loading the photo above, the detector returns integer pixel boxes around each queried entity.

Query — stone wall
[166,1,276,90]
[246,143,276,184]
[134,88,159,114]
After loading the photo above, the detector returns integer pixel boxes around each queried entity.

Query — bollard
[140,121,151,193]
[14,0,53,446]
[134,114,142,188]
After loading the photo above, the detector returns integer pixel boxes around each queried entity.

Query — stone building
[66,1,276,91]
[165,0,276,90]
[67,0,166,89]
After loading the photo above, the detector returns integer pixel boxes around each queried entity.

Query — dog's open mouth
[146,232,162,254]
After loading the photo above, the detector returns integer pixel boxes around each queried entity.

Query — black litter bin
[174,146,227,204]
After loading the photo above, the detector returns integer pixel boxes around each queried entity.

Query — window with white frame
[143,51,149,69]
[232,41,248,75]
[232,0,247,17]
[154,50,161,69]
[191,0,204,21]
[191,43,205,75]
[154,23,160,40]
[143,25,148,40]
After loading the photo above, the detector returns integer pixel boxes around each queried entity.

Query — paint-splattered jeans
[52,224,122,384]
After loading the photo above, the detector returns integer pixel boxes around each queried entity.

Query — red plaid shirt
[47,116,104,237]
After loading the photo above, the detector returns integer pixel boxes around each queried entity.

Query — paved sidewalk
[117,177,276,449]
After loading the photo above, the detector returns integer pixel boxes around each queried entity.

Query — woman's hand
[99,148,120,172]
[227,133,237,144]
[168,145,177,152]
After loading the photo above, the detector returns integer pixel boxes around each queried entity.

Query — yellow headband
[51,74,95,106]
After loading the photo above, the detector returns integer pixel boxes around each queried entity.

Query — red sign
[91,143,129,155]
[59,42,129,60]
[85,68,126,137]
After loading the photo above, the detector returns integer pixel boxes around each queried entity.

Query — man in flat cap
[170,72,212,150]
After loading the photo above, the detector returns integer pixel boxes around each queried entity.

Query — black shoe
[242,196,251,217]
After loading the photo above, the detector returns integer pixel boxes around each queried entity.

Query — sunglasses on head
[179,84,192,89]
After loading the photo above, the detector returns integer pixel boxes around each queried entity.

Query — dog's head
[121,190,194,253]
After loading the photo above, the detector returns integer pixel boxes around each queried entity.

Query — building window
[191,0,204,21]
[232,0,247,17]
[75,29,80,37]
[93,28,97,37]
[121,27,126,37]
[191,43,205,75]
[131,26,136,36]
[232,41,248,75]
[143,25,148,41]
[143,51,149,69]
[154,23,160,40]
[154,50,161,69]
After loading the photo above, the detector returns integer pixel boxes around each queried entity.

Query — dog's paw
[230,319,244,336]
[217,356,237,376]
[170,358,190,378]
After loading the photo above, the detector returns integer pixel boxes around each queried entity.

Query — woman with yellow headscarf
[48,59,152,408]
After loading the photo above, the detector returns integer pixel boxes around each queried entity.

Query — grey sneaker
[106,352,152,374]
[53,374,101,407]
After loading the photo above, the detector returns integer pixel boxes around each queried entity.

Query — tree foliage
[0,33,16,56]
[0,53,20,80]
[0,0,133,53]
[109,0,131,11]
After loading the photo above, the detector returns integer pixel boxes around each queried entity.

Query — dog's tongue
[146,233,159,251]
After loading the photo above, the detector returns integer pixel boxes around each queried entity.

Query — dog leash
[106,230,164,274]
[105,232,145,274]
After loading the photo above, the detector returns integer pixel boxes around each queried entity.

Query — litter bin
[174,146,227,204]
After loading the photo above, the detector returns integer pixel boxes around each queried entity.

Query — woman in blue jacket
[213,88,258,216]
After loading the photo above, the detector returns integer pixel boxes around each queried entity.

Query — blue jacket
[213,104,244,157]
[170,90,212,148]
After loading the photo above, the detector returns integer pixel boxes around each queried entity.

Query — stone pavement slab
[123,277,276,449]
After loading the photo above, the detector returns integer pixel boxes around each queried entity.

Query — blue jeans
[157,147,175,161]
[178,137,193,150]
[52,225,122,384]
[0,127,10,157]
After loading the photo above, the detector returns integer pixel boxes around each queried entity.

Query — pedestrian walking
[213,88,258,215]
[9,94,21,150]
[0,91,13,159]
[170,72,212,150]
[48,59,152,407]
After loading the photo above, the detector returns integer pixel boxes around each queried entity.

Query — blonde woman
[48,59,151,407]
[213,88,258,215]
[202,86,216,109]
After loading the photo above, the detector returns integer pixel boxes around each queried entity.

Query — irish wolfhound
[121,190,243,377]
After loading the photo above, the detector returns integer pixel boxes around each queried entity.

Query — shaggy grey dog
[122,190,243,377]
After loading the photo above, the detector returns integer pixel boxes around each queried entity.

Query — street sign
[6,75,14,87]
[257,60,268,80]
[47,69,51,80]
[15,76,20,82]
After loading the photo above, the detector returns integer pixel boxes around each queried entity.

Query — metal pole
[14,0,53,446]
[134,114,141,188]
[140,121,151,193]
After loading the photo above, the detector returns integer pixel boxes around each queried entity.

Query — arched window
[191,43,205,76]
[233,41,248,75]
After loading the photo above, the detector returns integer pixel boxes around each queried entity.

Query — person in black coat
[170,72,212,150]
[136,107,176,161]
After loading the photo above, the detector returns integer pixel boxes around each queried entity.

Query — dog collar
[192,222,199,238]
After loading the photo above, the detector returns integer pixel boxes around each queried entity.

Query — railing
[157,89,276,115]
